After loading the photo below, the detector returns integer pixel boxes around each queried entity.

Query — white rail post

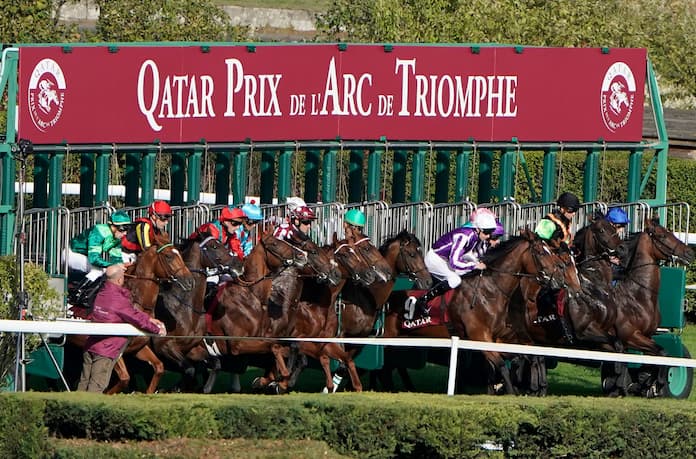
[447,336,460,396]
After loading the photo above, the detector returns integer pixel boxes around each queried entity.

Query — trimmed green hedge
[3,392,696,458]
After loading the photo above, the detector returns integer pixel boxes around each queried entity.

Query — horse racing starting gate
[0,42,692,395]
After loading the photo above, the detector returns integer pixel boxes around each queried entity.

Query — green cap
[535,219,556,240]
[344,209,366,227]
[109,210,132,225]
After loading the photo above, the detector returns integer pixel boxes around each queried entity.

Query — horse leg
[396,367,415,392]
[484,351,515,395]
[202,356,221,394]
[105,358,130,395]
[134,346,164,394]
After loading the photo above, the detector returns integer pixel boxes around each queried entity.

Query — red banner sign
[18,44,647,144]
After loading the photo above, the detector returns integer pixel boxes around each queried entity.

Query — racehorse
[153,232,244,391]
[383,229,578,395]
[316,230,431,391]
[201,227,341,393]
[609,217,694,397]
[67,235,193,394]
[284,232,378,393]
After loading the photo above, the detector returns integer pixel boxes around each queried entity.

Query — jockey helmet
[473,212,497,230]
[535,219,556,240]
[606,207,629,225]
[556,192,581,211]
[148,200,172,218]
[492,219,505,237]
[109,211,132,226]
[242,202,263,221]
[344,209,366,227]
[220,207,246,222]
[291,206,316,221]
[286,196,306,213]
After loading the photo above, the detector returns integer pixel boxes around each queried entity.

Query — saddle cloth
[400,289,455,330]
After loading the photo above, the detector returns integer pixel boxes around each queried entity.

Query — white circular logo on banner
[28,58,66,132]
[600,61,636,133]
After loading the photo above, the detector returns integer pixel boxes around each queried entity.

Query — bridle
[394,238,429,282]
[126,243,193,291]
[333,239,371,282]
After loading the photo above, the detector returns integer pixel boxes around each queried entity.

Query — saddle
[67,275,107,319]
[400,289,454,330]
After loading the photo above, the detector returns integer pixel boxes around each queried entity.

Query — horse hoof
[251,377,267,393]
[265,381,288,395]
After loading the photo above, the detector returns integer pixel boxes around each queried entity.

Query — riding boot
[558,316,574,344]
[413,280,451,318]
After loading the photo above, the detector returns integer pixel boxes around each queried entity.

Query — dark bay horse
[286,233,378,393]
[153,232,244,390]
[383,230,577,395]
[609,217,694,397]
[202,227,341,393]
[510,214,624,350]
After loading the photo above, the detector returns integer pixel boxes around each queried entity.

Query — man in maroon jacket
[77,263,166,393]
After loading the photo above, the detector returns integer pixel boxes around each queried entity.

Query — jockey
[68,210,132,281]
[538,192,581,247]
[237,202,264,257]
[121,200,172,262]
[273,205,317,241]
[489,218,505,248]
[606,207,629,238]
[605,207,630,282]
[343,208,366,239]
[407,210,498,320]
[191,206,247,261]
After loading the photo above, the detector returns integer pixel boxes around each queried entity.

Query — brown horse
[609,217,694,397]
[311,231,431,391]
[383,229,578,394]
[152,232,243,390]
[202,227,341,393]
[67,235,193,394]
[284,232,378,393]
[511,213,625,350]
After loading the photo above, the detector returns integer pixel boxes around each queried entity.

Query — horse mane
[178,230,212,251]
[378,229,420,254]
[618,231,641,268]
[481,235,524,265]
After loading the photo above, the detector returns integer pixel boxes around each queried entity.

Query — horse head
[520,229,577,292]
[285,228,342,286]
[330,232,375,286]
[348,229,392,283]
[379,230,431,289]
[644,217,695,266]
[184,231,244,278]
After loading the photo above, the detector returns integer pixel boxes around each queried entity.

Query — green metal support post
[33,153,49,208]
[348,150,363,203]
[583,148,600,203]
[367,147,382,202]
[305,149,320,203]
[455,147,471,202]
[434,150,450,204]
[187,148,203,204]
[392,150,407,203]
[260,150,275,204]
[411,148,426,203]
[215,151,232,205]
[278,147,293,202]
[541,149,557,203]
[46,152,64,273]
[478,150,494,203]
[646,58,669,206]
[322,148,337,204]
[627,149,643,203]
[233,148,249,206]
[94,148,111,206]
[124,153,141,207]
[140,150,156,206]
[0,49,19,255]
[498,148,515,201]
[170,152,186,205]
[79,153,95,207]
